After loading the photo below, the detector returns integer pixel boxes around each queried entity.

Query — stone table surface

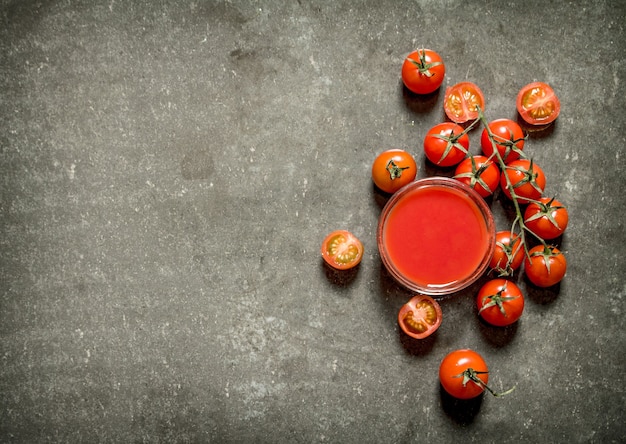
[1,1,625,443]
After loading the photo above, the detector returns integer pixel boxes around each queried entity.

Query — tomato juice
[378,178,495,295]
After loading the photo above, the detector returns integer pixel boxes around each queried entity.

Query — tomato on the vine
[423,122,469,167]
[401,49,446,95]
[439,349,514,399]
[524,197,569,239]
[524,245,567,287]
[321,230,364,270]
[477,279,525,327]
[371,149,417,194]
[481,119,526,164]
[500,159,546,204]
[517,82,561,126]
[454,155,500,197]
[490,231,524,274]
[443,81,485,124]
[397,295,442,340]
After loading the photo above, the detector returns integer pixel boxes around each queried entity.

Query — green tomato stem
[475,108,548,266]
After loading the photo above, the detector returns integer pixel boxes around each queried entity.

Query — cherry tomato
[397,295,442,340]
[517,82,561,126]
[490,231,524,274]
[371,149,417,194]
[443,81,485,124]
[439,349,489,399]
[401,49,446,95]
[524,245,567,287]
[476,279,525,327]
[321,230,364,270]
[454,155,500,197]
[500,159,546,204]
[524,197,569,240]
[423,122,469,167]
[481,119,526,164]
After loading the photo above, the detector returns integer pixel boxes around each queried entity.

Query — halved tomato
[516,82,560,126]
[398,295,442,339]
[443,81,485,123]
[321,230,364,270]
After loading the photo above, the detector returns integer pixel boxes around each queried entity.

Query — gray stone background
[1,0,625,443]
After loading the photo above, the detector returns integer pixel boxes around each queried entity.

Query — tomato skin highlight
[371,149,417,194]
[490,231,524,273]
[524,197,569,239]
[524,245,567,287]
[443,81,485,123]
[321,230,364,270]
[481,119,525,164]
[454,155,500,198]
[477,279,525,327]
[423,122,469,167]
[401,49,446,95]
[397,295,442,339]
[500,159,546,204]
[517,82,561,126]
[439,349,488,399]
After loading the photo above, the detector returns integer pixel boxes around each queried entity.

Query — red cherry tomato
[371,149,417,194]
[443,81,485,124]
[423,122,469,167]
[524,245,567,287]
[490,231,524,274]
[397,295,442,340]
[477,279,525,327]
[321,230,364,270]
[500,159,546,204]
[439,349,489,399]
[516,82,561,126]
[481,119,526,164]
[401,49,446,95]
[454,155,500,197]
[524,197,569,239]
[439,349,514,399]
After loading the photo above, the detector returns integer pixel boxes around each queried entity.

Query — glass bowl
[377,177,495,296]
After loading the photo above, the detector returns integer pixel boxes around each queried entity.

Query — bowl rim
[377,176,496,296]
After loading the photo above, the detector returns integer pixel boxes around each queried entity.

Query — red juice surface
[381,184,490,289]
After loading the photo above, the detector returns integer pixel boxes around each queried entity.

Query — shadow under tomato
[421,157,456,179]
[371,182,392,211]
[477,316,520,348]
[321,260,360,288]
[516,115,557,139]
[398,328,438,356]
[377,259,413,299]
[401,83,440,114]
[439,384,483,426]
[524,278,562,305]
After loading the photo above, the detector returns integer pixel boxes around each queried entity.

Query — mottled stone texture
[1,0,625,443]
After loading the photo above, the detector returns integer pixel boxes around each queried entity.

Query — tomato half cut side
[398,295,442,339]
[516,82,560,126]
[321,230,364,270]
[443,81,485,124]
